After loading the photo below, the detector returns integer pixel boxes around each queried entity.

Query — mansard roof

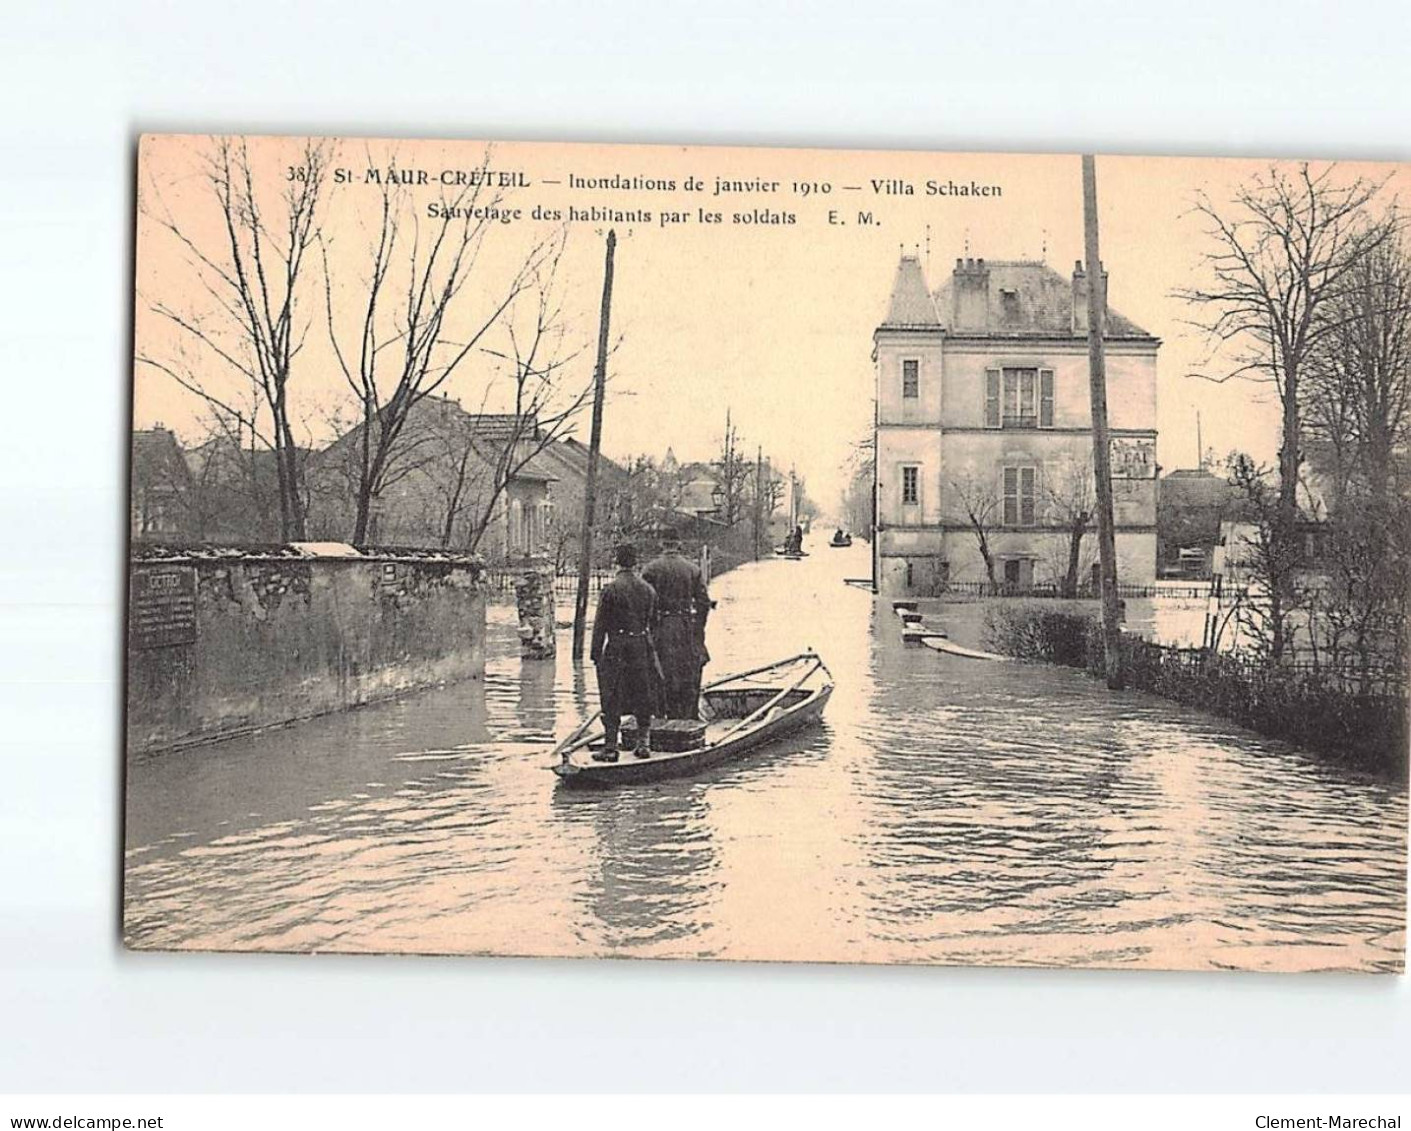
[878,255,1157,341]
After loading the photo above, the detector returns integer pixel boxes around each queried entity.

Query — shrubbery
[984,603,1097,667]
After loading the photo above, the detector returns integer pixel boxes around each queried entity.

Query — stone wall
[126,546,486,755]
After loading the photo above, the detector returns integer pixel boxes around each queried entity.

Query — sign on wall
[129,566,198,649]
[1111,436,1156,479]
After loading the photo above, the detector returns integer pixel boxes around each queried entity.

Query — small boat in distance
[551,652,833,787]
[829,529,852,548]
[773,546,808,559]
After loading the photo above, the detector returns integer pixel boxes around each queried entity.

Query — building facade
[873,254,1159,595]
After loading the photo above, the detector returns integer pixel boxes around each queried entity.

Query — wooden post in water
[572,229,616,660]
[1081,156,1125,690]
[753,445,763,560]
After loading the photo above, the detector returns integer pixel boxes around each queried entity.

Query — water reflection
[554,785,720,951]
[124,541,1407,972]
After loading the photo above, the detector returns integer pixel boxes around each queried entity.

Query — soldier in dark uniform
[589,543,658,762]
[642,528,712,720]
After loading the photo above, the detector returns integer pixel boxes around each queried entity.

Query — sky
[131,136,1409,513]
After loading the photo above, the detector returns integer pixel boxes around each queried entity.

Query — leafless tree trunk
[1045,457,1095,597]
[713,409,751,527]
[951,475,1000,587]
[1304,234,1411,688]
[1225,453,1306,665]
[1177,163,1394,661]
[1305,234,1411,516]
[138,137,333,541]
[323,156,586,547]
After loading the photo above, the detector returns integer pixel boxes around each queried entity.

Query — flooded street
[124,542,1406,971]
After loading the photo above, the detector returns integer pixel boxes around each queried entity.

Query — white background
[1,0,1408,1094]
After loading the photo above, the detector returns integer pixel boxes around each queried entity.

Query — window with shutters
[1003,368,1037,428]
[987,367,1055,428]
[901,464,920,507]
[1002,465,1037,526]
[902,358,919,399]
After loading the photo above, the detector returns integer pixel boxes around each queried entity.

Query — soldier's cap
[614,543,638,568]
[659,525,683,546]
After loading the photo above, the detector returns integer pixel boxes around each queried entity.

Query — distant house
[1214,512,1332,589]
[182,434,292,544]
[677,470,722,520]
[304,399,563,560]
[1156,468,1237,579]
[532,437,630,571]
[130,428,192,542]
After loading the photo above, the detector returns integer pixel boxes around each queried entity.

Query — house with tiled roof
[873,253,1160,594]
[532,437,631,571]
[305,397,562,559]
[130,427,192,542]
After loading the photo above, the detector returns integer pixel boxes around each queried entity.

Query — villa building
[873,253,1160,595]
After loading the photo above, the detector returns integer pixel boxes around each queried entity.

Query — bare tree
[950,474,1001,587]
[712,409,751,526]
[138,137,334,541]
[323,155,587,546]
[387,400,500,550]
[839,433,875,539]
[1302,236,1411,689]
[183,399,281,542]
[1178,164,1394,659]
[1304,234,1411,514]
[1045,456,1096,597]
[1224,453,1306,665]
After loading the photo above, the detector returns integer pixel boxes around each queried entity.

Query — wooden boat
[828,534,853,547]
[551,652,833,787]
[773,546,808,559]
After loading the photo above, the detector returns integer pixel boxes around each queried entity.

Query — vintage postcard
[125,134,1408,971]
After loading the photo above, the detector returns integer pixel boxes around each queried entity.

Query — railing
[483,568,616,599]
[923,580,1217,601]
[1118,637,1407,701]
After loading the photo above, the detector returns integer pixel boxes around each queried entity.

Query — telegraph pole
[572,229,616,660]
[1082,156,1125,690]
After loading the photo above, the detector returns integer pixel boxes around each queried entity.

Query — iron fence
[483,568,616,600]
[927,580,1216,601]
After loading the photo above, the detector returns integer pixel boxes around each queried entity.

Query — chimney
[952,256,991,332]
[1072,260,1108,334]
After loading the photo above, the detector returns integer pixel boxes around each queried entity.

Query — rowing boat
[551,651,833,787]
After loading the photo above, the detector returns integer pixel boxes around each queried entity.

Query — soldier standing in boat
[589,543,659,762]
[642,527,712,720]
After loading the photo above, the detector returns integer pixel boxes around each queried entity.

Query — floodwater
[123,541,1407,971]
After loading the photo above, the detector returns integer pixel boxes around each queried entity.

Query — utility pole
[1082,156,1125,690]
[572,229,616,660]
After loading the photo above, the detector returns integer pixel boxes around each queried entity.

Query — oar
[710,655,822,746]
[549,709,602,768]
[702,650,816,691]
